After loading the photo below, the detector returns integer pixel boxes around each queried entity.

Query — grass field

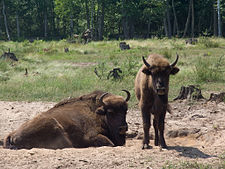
[0,38,224,106]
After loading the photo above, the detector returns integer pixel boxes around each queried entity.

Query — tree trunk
[129,20,135,38]
[164,13,168,37]
[85,0,90,29]
[183,0,192,38]
[16,12,20,39]
[191,0,194,38]
[98,0,105,40]
[90,0,95,39]
[122,17,129,39]
[44,12,47,37]
[63,17,66,37]
[197,14,202,36]
[122,0,129,39]
[213,2,218,36]
[51,0,56,37]
[147,17,151,38]
[93,0,99,40]
[70,15,73,37]
[166,0,172,38]
[217,0,222,37]
[2,0,10,40]
[172,0,179,36]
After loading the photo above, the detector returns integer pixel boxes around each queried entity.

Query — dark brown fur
[3,90,130,149]
[135,54,179,149]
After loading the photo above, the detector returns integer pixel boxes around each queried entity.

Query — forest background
[0,0,225,41]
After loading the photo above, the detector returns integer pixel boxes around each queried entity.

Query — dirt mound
[0,100,224,168]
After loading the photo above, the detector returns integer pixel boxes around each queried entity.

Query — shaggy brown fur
[135,54,179,149]
[3,90,130,149]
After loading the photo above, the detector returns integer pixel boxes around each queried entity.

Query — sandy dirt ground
[0,99,224,169]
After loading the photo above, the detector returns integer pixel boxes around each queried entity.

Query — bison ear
[170,66,179,75]
[142,67,151,75]
[95,107,106,115]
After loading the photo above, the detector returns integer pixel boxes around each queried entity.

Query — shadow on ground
[168,145,215,158]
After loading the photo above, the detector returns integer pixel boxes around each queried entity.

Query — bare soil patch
[0,100,224,168]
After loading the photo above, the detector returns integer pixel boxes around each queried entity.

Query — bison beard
[3,90,130,149]
[135,54,179,149]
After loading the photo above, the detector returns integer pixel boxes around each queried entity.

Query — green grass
[162,151,225,169]
[0,38,224,106]
[162,161,223,169]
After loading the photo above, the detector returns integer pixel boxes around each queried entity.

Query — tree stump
[0,48,18,61]
[208,92,225,103]
[185,38,198,45]
[81,29,91,44]
[107,68,122,80]
[174,85,205,101]
[119,42,130,50]
[64,48,69,53]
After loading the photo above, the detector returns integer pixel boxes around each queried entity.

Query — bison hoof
[160,144,168,149]
[142,144,152,149]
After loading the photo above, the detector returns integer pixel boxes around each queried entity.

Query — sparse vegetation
[194,56,224,83]
[0,38,224,105]
[163,161,216,169]
[198,37,220,48]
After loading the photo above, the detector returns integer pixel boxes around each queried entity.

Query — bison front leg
[91,134,115,147]
[158,113,167,149]
[153,118,159,146]
[141,106,151,149]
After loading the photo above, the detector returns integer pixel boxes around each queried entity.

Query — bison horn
[122,90,130,102]
[142,56,151,68]
[99,93,108,106]
[170,53,179,67]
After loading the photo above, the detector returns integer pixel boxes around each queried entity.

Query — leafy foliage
[1,0,225,40]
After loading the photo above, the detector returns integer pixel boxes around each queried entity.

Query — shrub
[0,59,9,72]
[195,56,223,82]
[121,55,139,76]
[198,37,219,48]
[162,49,172,59]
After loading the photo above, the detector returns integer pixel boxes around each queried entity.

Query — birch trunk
[191,0,194,38]
[164,13,168,37]
[85,0,90,29]
[122,0,129,39]
[16,12,20,39]
[217,0,221,37]
[98,1,105,40]
[70,15,73,37]
[166,0,171,38]
[147,17,151,38]
[213,2,218,36]
[183,0,192,37]
[44,11,47,37]
[2,0,10,40]
[90,0,95,39]
[172,0,179,36]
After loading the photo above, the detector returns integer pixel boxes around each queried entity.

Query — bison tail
[167,104,173,114]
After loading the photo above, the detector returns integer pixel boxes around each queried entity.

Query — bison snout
[156,87,166,95]
[119,125,128,135]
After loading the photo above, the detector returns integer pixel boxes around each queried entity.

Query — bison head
[95,90,130,146]
[142,54,179,97]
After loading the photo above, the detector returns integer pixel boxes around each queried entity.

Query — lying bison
[135,54,179,149]
[4,90,130,149]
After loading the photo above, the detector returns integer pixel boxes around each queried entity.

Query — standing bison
[135,54,179,149]
[4,90,130,149]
